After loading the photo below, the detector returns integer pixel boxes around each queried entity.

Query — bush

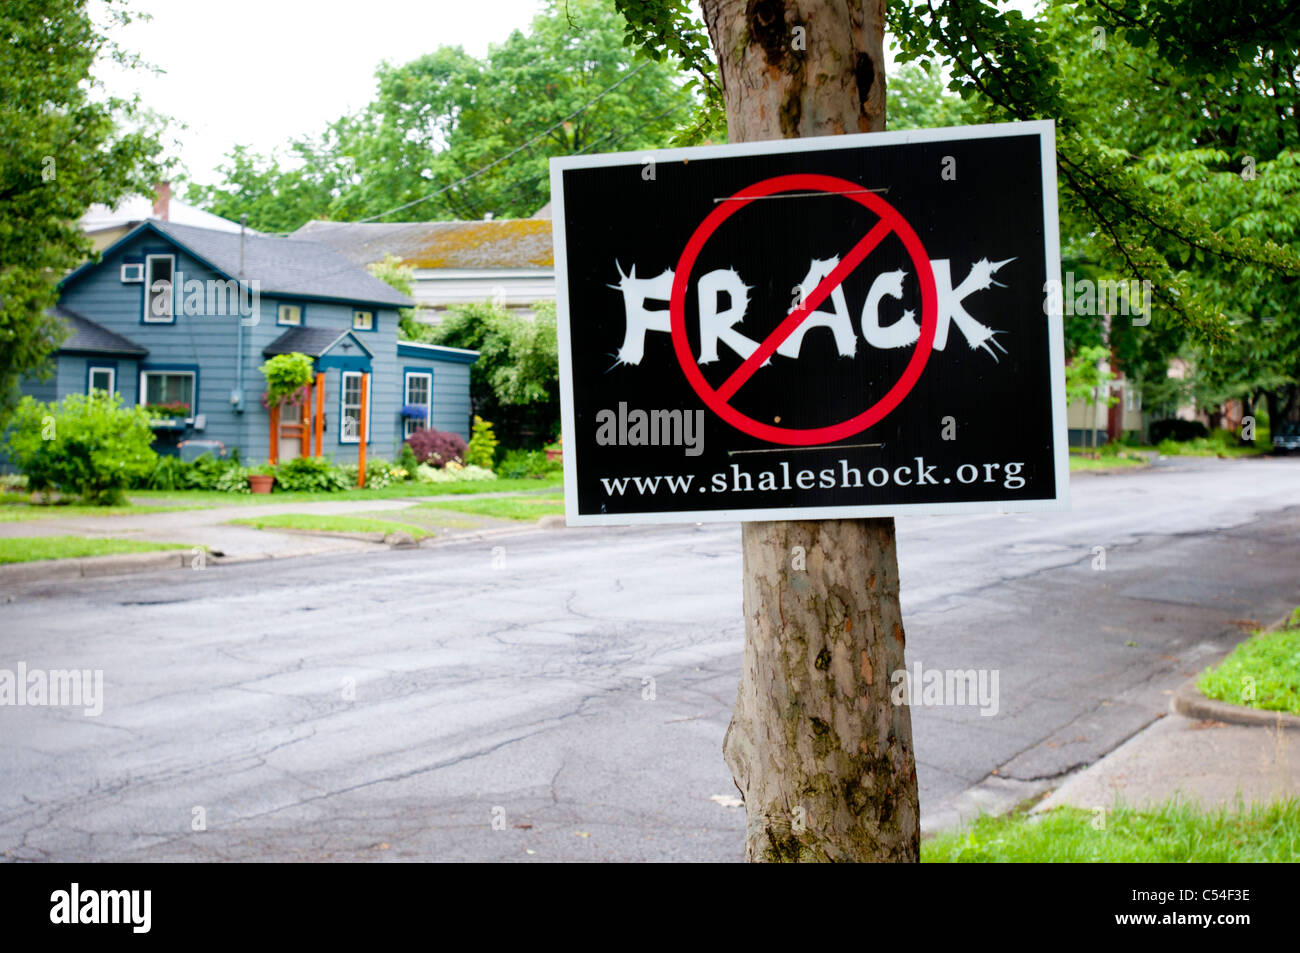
[336,458,405,489]
[3,392,157,504]
[214,465,252,493]
[406,427,467,468]
[415,461,497,483]
[466,416,499,469]
[498,448,561,479]
[396,442,419,477]
[274,456,350,492]
[1148,418,1208,443]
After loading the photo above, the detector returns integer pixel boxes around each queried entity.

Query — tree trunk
[701,0,919,862]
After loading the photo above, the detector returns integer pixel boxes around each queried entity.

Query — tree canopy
[0,0,166,422]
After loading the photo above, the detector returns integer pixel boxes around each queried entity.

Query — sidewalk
[1034,697,1300,815]
[0,493,554,565]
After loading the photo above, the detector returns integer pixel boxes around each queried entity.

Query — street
[2,456,1298,861]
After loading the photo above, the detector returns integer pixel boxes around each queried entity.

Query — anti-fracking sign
[549,120,1068,525]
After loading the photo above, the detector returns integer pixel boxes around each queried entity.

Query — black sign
[550,121,1067,524]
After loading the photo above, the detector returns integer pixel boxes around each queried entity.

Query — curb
[0,549,194,585]
[1170,679,1300,731]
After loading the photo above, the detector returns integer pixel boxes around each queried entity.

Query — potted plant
[248,463,276,494]
[259,354,314,411]
[400,404,428,424]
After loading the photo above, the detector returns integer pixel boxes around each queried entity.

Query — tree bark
[701,0,919,862]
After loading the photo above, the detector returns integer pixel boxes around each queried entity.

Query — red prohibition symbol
[668,173,939,446]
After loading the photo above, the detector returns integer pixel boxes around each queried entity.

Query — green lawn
[1197,608,1300,716]
[0,500,206,521]
[130,473,563,507]
[0,536,196,564]
[1068,453,1147,471]
[227,513,434,538]
[415,494,566,522]
[923,800,1300,862]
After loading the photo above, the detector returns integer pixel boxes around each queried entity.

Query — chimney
[153,181,171,221]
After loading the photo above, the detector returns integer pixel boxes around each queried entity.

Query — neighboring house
[292,203,555,321]
[79,182,250,252]
[1067,375,1143,447]
[17,219,477,464]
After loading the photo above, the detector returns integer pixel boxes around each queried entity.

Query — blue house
[21,220,477,463]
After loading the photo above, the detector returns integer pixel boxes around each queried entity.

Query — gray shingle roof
[292,218,554,269]
[146,220,415,308]
[263,326,372,358]
[53,307,148,356]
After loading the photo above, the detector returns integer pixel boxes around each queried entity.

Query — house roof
[53,307,148,356]
[80,194,249,235]
[263,326,373,359]
[64,221,416,309]
[292,218,554,270]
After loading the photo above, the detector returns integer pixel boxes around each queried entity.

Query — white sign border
[549,119,1069,527]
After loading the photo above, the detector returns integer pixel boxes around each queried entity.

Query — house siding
[31,226,474,466]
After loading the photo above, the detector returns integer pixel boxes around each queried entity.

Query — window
[144,255,174,322]
[277,304,302,326]
[403,371,431,438]
[88,366,115,395]
[141,370,195,419]
[340,371,367,443]
[1126,387,1141,413]
[352,310,374,331]
[120,263,143,283]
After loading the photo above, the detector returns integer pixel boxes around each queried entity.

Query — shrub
[498,448,560,479]
[274,456,350,492]
[396,442,419,477]
[415,462,497,483]
[466,416,499,469]
[145,454,190,490]
[406,427,467,468]
[1148,418,1208,443]
[3,392,157,504]
[214,465,251,493]
[337,458,404,489]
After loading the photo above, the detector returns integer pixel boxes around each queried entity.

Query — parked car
[1273,420,1300,454]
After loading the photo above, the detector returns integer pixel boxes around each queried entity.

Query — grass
[414,494,566,522]
[226,513,433,539]
[1197,607,1300,716]
[1068,453,1147,471]
[0,536,195,564]
[129,473,563,507]
[0,499,207,521]
[923,800,1300,862]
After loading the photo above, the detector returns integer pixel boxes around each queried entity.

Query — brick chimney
[152,181,171,220]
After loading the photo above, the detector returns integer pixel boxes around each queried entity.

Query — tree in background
[425,301,560,448]
[186,0,711,232]
[0,0,166,425]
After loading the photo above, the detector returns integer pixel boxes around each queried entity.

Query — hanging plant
[258,353,314,409]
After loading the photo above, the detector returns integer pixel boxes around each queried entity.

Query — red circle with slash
[668,173,938,446]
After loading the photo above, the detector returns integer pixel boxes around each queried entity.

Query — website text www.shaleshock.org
[597,457,1028,498]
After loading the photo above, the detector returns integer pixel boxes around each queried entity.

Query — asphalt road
[2,456,1298,862]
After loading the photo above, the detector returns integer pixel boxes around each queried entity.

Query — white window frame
[277,303,303,326]
[339,371,371,444]
[120,263,144,283]
[143,254,175,322]
[88,366,115,395]
[139,370,196,421]
[352,310,374,331]
[403,371,432,438]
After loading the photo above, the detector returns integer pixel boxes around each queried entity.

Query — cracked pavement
[1,455,1298,861]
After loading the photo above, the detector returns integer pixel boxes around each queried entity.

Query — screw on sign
[550,122,1068,524]
[668,173,939,447]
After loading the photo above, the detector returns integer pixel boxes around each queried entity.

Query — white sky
[97,0,1043,189]
[99,0,546,185]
